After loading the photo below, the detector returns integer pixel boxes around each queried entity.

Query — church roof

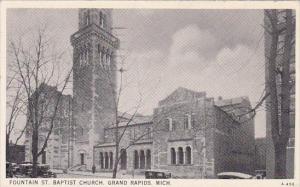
[158,87,206,106]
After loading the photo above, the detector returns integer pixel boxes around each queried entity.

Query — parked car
[254,170,266,179]
[17,163,56,178]
[18,163,33,177]
[37,164,57,178]
[145,169,172,179]
[217,172,253,179]
[11,163,19,174]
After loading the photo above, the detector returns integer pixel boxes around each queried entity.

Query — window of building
[178,147,184,164]
[170,148,176,165]
[84,11,90,26]
[106,53,111,70]
[62,130,68,144]
[101,47,106,66]
[103,14,107,28]
[165,118,173,131]
[184,114,192,130]
[99,11,104,28]
[185,146,191,164]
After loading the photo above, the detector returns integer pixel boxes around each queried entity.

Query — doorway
[80,153,84,165]
[42,151,46,164]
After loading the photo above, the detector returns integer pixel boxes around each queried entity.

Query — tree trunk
[31,126,39,178]
[112,143,119,178]
[274,143,287,179]
[6,135,10,162]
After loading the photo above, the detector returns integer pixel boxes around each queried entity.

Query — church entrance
[80,153,85,165]
[120,149,127,170]
[42,151,46,164]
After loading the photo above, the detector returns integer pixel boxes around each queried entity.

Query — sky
[6,8,266,139]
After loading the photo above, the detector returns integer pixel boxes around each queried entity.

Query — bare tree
[264,9,295,179]
[8,26,73,177]
[6,80,27,161]
[93,44,179,178]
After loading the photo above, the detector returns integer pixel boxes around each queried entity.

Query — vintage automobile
[17,163,56,178]
[37,164,57,178]
[18,163,33,177]
[145,169,172,179]
[217,172,253,179]
[254,170,266,179]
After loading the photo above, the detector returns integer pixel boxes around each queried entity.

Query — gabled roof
[158,87,206,106]
[115,112,153,128]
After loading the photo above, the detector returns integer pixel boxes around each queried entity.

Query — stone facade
[93,87,255,178]
[25,9,255,178]
[70,8,119,169]
[24,84,73,169]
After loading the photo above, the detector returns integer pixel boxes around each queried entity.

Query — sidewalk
[67,170,144,178]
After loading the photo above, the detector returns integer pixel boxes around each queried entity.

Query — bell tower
[70,8,119,168]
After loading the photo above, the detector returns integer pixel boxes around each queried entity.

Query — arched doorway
[42,151,46,164]
[140,150,145,169]
[185,146,191,164]
[171,148,176,165]
[146,149,151,169]
[178,147,184,164]
[120,149,127,170]
[134,150,139,169]
[109,152,113,169]
[104,152,109,169]
[99,152,104,169]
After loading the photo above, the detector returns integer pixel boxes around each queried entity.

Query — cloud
[168,25,217,72]
[216,45,253,66]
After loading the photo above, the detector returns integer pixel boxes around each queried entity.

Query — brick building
[25,8,255,178]
[24,84,73,169]
[254,138,266,171]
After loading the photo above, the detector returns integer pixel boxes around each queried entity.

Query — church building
[24,9,255,178]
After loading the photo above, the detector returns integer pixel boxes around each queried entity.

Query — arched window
[84,11,90,26]
[106,53,111,69]
[134,150,139,169]
[170,148,176,165]
[99,11,104,27]
[79,52,83,66]
[101,47,105,65]
[109,152,113,169]
[99,152,104,169]
[184,114,192,129]
[103,13,107,28]
[146,149,151,169]
[185,146,191,164]
[120,149,127,170]
[178,147,184,164]
[97,45,102,65]
[165,118,173,131]
[104,152,109,169]
[140,150,145,169]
